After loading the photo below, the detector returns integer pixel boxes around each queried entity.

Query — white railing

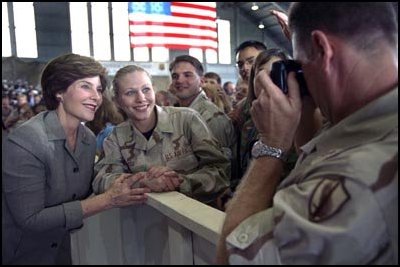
[70,191,226,265]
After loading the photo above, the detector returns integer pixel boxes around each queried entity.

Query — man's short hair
[289,3,398,56]
[204,72,222,85]
[169,55,204,76]
[235,40,267,56]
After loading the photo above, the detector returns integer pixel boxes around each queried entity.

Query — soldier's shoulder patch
[308,176,350,223]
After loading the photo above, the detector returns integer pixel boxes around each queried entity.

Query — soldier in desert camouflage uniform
[169,55,236,162]
[217,3,398,264]
[93,65,229,207]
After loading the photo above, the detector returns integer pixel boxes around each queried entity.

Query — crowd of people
[2,3,397,265]
[2,80,46,133]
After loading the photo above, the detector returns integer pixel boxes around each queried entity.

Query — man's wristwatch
[251,140,288,162]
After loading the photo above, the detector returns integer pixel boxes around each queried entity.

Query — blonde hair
[112,65,152,96]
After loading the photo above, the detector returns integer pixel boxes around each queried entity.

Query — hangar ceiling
[221,2,398,55]
[219,2,292,53]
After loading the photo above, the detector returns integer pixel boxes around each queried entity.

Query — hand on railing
[105,173,150,208]
[140,166,183,192]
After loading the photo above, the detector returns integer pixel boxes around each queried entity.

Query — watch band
[251,140,288,162]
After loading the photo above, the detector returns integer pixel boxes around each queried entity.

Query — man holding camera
[217,3,398,264]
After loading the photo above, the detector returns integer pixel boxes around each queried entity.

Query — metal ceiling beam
[270,2,287,13]
[218,2,293,55]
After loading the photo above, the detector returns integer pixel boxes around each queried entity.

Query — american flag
[128,2,217,50]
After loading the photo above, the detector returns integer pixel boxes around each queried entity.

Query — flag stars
[132,3,146,13]
[150,2,165,14]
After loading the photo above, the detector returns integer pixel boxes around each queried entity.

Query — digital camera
[270,60,309,97]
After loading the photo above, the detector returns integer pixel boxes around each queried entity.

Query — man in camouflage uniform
[169,55,236,161]
[217,3,398,264]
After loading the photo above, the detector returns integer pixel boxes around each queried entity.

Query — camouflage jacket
[93,105,230,205]
[190,90,236,159]
[226,88,398,264]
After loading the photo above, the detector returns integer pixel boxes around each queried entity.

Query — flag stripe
[128,2,217,51]
[171,6,216,19]
[130,25,217,38]
[133,44,214,50]
[178,2,216,8]
[171,11,215,21]
[128,13,216,28]
[130,36,217,49]
[129,21,216,32]
[130,32,217,42]
[172,2,216,11]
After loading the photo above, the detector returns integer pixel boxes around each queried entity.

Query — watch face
[251,141,263,158]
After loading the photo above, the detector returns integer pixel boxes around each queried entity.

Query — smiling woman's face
[115,71,155,125]
[57,76,103,124]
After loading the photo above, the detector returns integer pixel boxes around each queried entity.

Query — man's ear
[200,76,206,86]
[310,30,334,74]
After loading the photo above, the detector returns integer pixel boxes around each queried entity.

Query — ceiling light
[258,21,265,29]
[251,3,259,11]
